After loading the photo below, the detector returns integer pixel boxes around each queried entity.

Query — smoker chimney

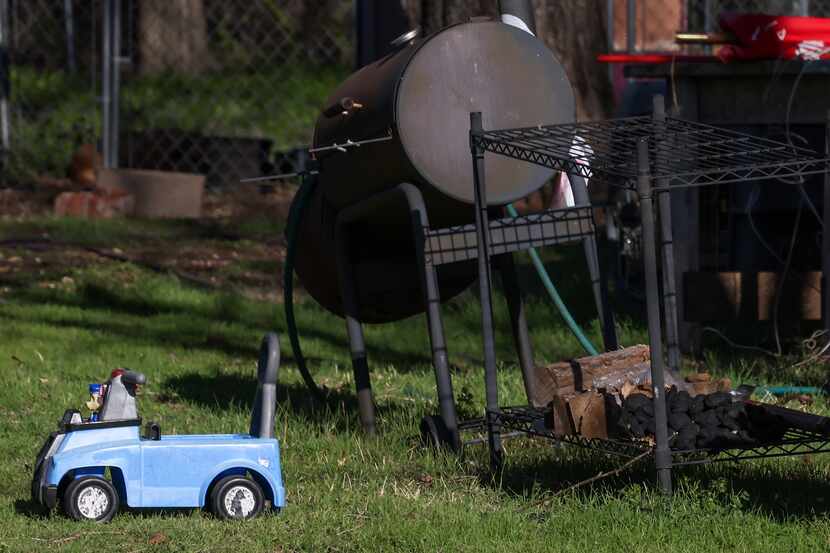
[498,0,536,35]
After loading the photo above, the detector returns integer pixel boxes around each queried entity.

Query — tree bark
[138,0,210,75]
[535,0,613,121]
[402,0,612,120]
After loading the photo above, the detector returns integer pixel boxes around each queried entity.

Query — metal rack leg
[402,183,461,450]
[637,138,672,495]
[653,95,681,375]
[823,111,830,336]
[334,221,376,435]
[471,112,502,470]
[571,174,618,351]
[496,253,537,405]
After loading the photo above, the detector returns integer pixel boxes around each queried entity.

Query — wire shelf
[472,116,830,191]
[466,405,830,466]
[423,206,595,266]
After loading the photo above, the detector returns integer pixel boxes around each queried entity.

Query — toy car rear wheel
[63,476,119,523]
[210,475,264,520]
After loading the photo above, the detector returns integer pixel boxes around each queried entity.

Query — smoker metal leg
[334,221,376,435]
[400,183,461,450]
[653,95,681,375]
[496,253,536,405]
[570,174,618,351]
[471,112,502,471]
[637,139,672,496]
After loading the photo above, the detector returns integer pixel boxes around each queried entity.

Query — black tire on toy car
[210,475,265,520]
[63,476,119,523]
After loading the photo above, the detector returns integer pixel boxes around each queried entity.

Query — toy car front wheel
[210,476,264,520]
[63,476,119,523]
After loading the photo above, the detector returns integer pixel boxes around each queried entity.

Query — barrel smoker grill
[289,2,830,494]
[293,9,618,448]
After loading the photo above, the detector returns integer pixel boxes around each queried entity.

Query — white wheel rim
[77,485,110,519]
[223,485,256,518]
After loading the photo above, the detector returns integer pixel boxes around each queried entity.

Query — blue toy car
[31,334,285,522]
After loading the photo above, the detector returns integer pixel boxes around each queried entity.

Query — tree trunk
[402,0,612,119]
[138,0,210,75]
[535,0,613,121]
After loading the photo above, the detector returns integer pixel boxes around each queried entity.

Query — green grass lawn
[1,216,830,552]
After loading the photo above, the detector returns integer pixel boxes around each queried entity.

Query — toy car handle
[121,370,146,386]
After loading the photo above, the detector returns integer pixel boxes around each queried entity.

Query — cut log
[544,394,575,436]
[566,391,608,439]
[534,345,650,406]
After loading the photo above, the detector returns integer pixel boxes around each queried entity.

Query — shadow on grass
[13,499,50,520]
[485,446,830,520]
[163,373,400,433]
[7,285,435,372]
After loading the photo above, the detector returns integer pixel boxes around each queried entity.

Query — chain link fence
[3,1,830,189]
[0,0,101,185]
[1,0,354,188]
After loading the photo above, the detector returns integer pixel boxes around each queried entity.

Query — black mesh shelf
[462,406,830,467]
[472,116,830,191]
[423,206,594,266]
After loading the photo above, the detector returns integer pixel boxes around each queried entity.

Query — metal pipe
[800,0,810,16]
[498,0,536,35]
[110,0,121,168]
[101,0,113,168]
[470,111,502,470]
[626,0,636,53]
[606,0,614,51]
[64,0,76,74]
[0,0,10,154]
[637,138,672,496]
[652,95,681,376]
[606,0,615,83]
[823,111,830,335]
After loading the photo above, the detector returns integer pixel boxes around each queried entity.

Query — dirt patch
[0,185,299,302]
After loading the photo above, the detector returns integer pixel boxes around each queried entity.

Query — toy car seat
[99,369,145,421]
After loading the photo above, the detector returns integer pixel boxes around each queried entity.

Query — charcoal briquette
[689,395,706,415]
[667,385,678,406]
[692,409,720,428]
[668,412,692,431]
[635,410,652,424]
[696,427,719,448]
[670,390,691,413]
[704,391,732,409]
[628,418,646,438]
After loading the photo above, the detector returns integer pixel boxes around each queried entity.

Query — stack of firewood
[535,346,794,450]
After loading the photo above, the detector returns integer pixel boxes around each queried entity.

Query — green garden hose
[283,176,326,401]
[505,204,599,356]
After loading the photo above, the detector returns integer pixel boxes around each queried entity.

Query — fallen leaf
[148,532,168,545]
[39,378,49,384]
